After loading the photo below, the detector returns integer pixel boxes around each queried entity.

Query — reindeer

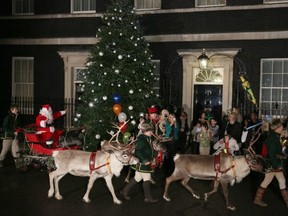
[163,152,264,210]
[48,122,139,204]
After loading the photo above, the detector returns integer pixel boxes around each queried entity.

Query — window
[264,0,288,3]
[260,59,288,117]
[73,67,85,107]
[152,60,160,97]
[196,0,226,7]
[12,57,34,113]
[135,0,161,10]
[71,0,96,13]
[12,0,34,15]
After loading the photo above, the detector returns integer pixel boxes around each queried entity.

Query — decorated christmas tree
[74,0,159,149]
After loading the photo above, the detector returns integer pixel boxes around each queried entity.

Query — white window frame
[260,58,288,118]
[12,57,34,114]
[135,0,161,10]
[264,0,288,4]
[71,0,96,14]
[73,67,85,106]
[195,0,226,7]
[12,0,34,15]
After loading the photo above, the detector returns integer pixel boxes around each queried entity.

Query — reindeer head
[100,121,139,165]
[245,153,265,173]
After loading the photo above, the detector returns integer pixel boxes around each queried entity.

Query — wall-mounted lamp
[197,48,209,69]
[197,48,246,75]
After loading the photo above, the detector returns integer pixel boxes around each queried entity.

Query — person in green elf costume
[120,123,159,203]
[254,118,288,208]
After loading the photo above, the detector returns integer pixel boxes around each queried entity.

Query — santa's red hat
[148,106,157,114]
[41,104,51,112]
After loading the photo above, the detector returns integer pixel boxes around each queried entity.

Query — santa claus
[35,104,67,148]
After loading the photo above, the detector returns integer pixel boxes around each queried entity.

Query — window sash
[12,0,34,15]
[12,57,34,98]
[72,0,96,13]
[135,0,161,10]
[196,0,226,7]
[260,59,288,117]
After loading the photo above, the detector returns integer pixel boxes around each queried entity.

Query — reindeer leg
[103,175,122,205]
[220,181,236,211]
[181,177,200,199]
[204,180,220,202]
[48,170,56,198]
[125,166,132,183]
[163,173,183,201]
[54,174,66,200]
[83,174,98,203]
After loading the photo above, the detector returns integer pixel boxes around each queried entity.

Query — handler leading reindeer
[48,122,139,204]
[121,123,165,203]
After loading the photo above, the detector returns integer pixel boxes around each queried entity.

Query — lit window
[12,0,34,15]
[71,0,96,13]
[260,59,288,117]
[135,0,161,10]
[196,0,226,7]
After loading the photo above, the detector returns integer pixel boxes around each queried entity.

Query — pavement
[0,155,288,216]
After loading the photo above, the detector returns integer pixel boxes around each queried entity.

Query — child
[213,134,239,156]
[197,122,212,155]
[208,117,220,154]
[190,120,202,154]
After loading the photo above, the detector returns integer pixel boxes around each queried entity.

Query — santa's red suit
[35,104,66,148]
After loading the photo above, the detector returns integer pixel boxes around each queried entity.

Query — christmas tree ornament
[118,122,128,133]
[113,104,122,115]
[128,106,133,110]
[131,120,136,125]
[129,89,134,94]
[112,93,121,103]
[95,134,101,139]
[118,112,127,122]
[115,69,119,74]
[103,96,107,100]
[122,131,131,144]
[118,55,123,59]
[89,102,94,107]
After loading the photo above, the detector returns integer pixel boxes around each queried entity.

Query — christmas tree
[74,0,159,150]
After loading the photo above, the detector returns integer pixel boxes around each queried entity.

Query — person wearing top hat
[121,123,159,203]
[0,104,22,167]
[35,104,67,148]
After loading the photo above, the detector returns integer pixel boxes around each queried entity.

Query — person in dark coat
[0,104,22,167]
[120,123,159,203]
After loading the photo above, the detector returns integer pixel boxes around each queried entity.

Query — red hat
[42,104,51,112]
[148,106,157,114]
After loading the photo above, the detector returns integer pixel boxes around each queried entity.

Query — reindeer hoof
[114,199,122,205]
[227,205,236,211]
[55,194,63,200]
[83,198,91,203]
[163,195,171,202]
[48,190,53,198]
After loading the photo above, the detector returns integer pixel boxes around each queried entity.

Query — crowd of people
[1,103,288,208]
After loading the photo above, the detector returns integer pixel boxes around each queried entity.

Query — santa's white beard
[40,109,54,124]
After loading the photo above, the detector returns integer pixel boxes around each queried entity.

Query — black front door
[193,85,222,125]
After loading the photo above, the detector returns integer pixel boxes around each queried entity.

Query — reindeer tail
[173,154,180,162]
[52,151,60,157]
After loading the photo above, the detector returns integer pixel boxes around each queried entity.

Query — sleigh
[15,124,86,172]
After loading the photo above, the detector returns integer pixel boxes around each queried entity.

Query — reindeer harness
[89,151,111,174]
[214,154,237,182]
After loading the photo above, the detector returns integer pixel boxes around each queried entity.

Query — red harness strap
[214,154,236,181]
[89,152,110,174]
